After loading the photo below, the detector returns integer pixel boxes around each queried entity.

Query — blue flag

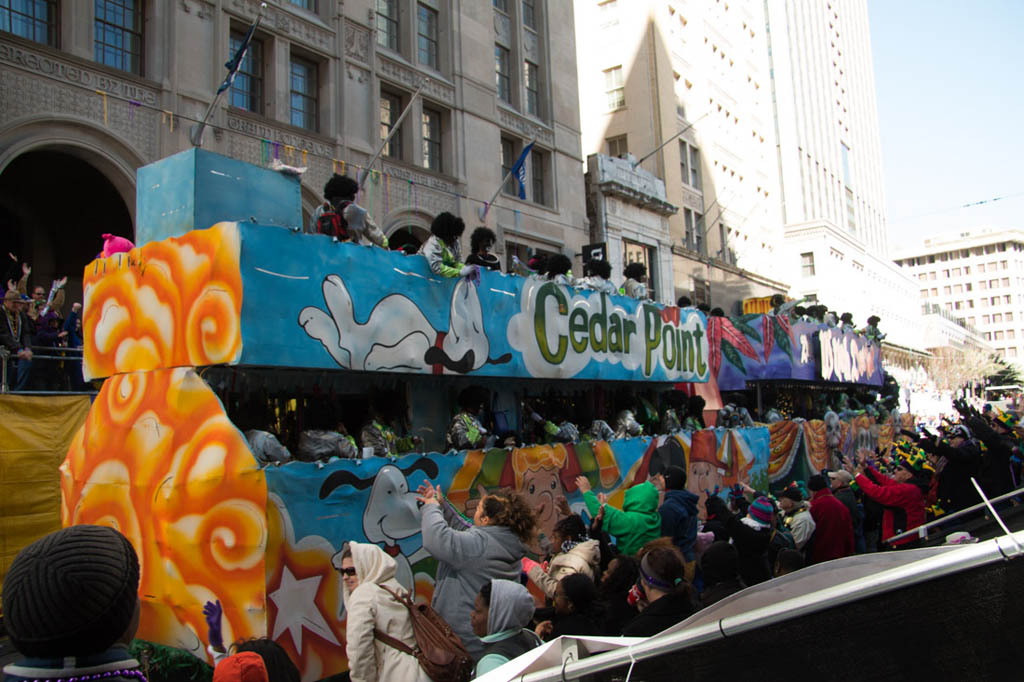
[218,21,258,94]
[509,142,535,200]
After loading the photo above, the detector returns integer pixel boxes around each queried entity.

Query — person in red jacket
[850,445,930,548]
[806,474,853,563]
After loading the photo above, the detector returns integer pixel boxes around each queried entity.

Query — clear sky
[868,0,1024,253]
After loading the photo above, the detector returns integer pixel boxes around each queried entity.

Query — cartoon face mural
[318,458,439,612]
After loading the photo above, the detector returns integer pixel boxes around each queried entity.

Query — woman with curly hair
[417,484,537,656]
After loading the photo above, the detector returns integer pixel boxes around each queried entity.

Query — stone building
[0,0,587,304]
[894,228,1024,366]
[584,153,675,303]
[574,0,789,312]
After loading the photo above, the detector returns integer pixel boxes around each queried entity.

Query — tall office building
[574,0,788,307]
[894,228,1024,365]
[0,1,588,304]
[766,0,922,349]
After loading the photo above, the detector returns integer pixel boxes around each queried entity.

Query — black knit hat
[3,525,140,657]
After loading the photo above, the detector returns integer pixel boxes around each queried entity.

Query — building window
[376,0,399,51]
[604,66,624,110]
[840,142,851,188]
[607,135,628,158]
[678,140,702,189]
[1,0,58,46]
[229,30,263,113]
[95,0,144,75]
[624,240,655,294]
[417,4,439,69]
[289,56,318,130]
[522,0,537,29]
[531,149,547,205]
[493,0,509,12]
[500,136,517,195]
[495,45,511,103]
[287,0,316,9]
[524,60,540,117]
[421,107,441,172]
[801,252,815,277]
[380,90,403,159]
[688,144,701,189]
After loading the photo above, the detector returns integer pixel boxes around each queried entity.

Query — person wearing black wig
[465,227,501,271]
[2,525,144,682]
[419,212,477,278]
[308,173,389,248]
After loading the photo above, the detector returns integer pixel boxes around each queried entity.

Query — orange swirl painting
[60,367,268,661]
[82,222,243,380]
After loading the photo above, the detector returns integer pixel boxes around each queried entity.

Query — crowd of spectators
[2,255,84,391]
[5,398,1015,682]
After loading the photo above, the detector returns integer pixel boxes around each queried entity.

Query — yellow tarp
[0,394,91,612]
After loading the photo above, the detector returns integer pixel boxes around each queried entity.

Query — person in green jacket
[576,476,661,556]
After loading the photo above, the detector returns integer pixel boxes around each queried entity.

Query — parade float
[58,149,905,680]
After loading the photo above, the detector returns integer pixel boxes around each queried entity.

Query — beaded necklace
[25,669,146,682]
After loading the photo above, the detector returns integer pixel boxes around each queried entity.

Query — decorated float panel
[61,360,788,680]
[83,221,711,384]
[709,315,884,391]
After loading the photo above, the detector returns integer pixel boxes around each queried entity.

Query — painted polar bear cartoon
[299,273,510,373]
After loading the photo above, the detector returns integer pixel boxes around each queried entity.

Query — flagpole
[190,2,267,148]
[359,78,431,188]
[478,136,536,221]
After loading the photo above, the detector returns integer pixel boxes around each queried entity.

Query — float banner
[83,222,709,382]
[819,327,884,385]
[711,315,883,390]
[240,224,710,382]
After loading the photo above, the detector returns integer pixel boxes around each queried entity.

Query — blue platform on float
[135,148,302,244]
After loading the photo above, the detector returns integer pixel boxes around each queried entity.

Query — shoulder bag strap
[372,583,417,655]
[374,628,416,655]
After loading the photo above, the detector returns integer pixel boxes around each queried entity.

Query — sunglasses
[337,567,357,577]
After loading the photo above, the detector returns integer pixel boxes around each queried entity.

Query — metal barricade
[1,345,93,394]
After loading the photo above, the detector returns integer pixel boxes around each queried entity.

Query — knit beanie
[747,496,773,526]
[213,652,270,682]
[2,525,140,657]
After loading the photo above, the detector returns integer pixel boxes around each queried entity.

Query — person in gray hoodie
[471,579,542,677]
[417,484,537,657]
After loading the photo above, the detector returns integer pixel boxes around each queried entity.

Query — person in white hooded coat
[524,513,600,599]
[340,542,431,682]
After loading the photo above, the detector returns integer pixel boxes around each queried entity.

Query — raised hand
[555,495,571,517]
[21,263,30,276]
[574,475,591,493]
[202,599,224,652]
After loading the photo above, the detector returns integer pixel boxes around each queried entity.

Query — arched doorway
[0,150,133,309]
